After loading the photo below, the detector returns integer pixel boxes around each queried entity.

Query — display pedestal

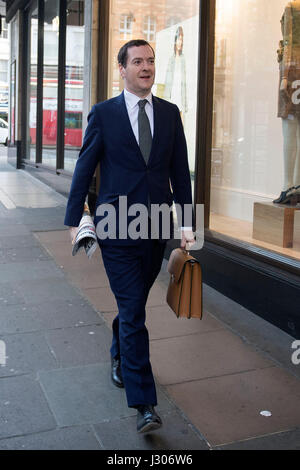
[253,202,300,248]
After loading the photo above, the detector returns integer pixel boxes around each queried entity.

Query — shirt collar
[124,88,153,109]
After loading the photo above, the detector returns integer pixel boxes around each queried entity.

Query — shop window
[109,0,200,186]
[210,0,300,262]
[26,2,38,161]
[64,0,85,171]
[41,0,59,168]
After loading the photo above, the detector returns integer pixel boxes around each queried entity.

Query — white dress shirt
[124,88,154,144]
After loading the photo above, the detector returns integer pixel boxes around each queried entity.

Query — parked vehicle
[0,118,8,146]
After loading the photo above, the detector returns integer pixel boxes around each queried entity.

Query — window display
[210,0,300,261]
[274,0,300,204]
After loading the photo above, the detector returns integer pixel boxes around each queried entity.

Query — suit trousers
[100,238,166,408]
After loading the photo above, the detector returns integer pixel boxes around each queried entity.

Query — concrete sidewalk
[0,150,300,450]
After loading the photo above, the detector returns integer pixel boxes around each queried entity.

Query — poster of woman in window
[163,26,188,121]
[154,16,199,175]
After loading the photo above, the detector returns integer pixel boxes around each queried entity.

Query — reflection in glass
[210,0,300,260]
[10,61,16,145]
[109,0,199,184]
[64,1,85,173]
[27,4,38,161]
[42,0,59,167]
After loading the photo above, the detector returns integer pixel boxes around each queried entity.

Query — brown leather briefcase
[166,248,203,319]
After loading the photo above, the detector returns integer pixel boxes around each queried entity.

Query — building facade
[4,0,300,336]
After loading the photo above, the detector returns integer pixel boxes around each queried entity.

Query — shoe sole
[137,421,162,434]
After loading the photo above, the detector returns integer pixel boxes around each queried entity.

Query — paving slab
[150,329,273,385]
[101,307,225,341]
[0,425,103,450]
[0,245,50,264]
[7,193,65,208]
[93,411,209,450]
[0,185,54,195]
[166,367,300,446]
[0,260,64,283]
[38,363,175,427]
[45,324,112,367]
[215,428,300,450]
[146,306,225,340]
[65,268,111,290]
[0,374,56,439]
[0,299,103,334]
[0,331,58,376]
[0,234,41,249]
[19,206,67,219]
[81,286,118,312]
[34,230,70,244]
[0,282,25,306]
[0,224,31,236]
[14,278,83,304]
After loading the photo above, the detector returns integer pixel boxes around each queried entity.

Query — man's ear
[118,63,125,79]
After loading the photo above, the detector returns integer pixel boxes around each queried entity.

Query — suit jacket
[64,91,193,245]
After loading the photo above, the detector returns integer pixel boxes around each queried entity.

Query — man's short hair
[118,39,155,68]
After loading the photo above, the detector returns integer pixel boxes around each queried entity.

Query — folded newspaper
[72,203,97,259]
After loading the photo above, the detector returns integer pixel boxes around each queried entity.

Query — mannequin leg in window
[294,116,300,200]
[273,117,298,204]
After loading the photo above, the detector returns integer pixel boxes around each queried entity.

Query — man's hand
[181,229,195,250]
[69,226,78,245]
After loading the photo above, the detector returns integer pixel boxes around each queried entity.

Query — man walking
[64,39,194,433]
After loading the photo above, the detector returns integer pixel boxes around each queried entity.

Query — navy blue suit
[64,91,192,407]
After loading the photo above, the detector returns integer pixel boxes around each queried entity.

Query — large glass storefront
[25,0,85,171]
[64,0,85,172]
[210,0,300,262]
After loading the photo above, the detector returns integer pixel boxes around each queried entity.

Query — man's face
[119,45,155,97]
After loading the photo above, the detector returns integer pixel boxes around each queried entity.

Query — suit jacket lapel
[148,95,162,166]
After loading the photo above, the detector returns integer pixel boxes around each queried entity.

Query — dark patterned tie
[138,99,152,164]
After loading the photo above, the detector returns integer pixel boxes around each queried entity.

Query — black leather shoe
[111,357,124,388]
[295,185,300,203]
[136,405,162,433]
[273,186,297,204]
